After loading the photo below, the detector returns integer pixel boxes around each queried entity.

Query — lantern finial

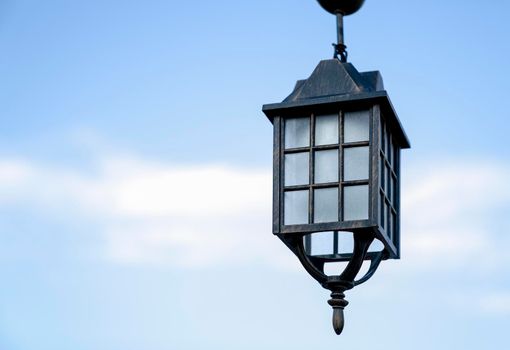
[316,0,365,62]
[328,290,349,334]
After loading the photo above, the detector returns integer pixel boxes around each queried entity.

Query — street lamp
[262,0,410,335]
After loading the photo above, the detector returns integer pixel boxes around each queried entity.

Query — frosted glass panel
[343,185,369,221]
[388,136,394,165]
[384,128,390,156]
[308,231,334,256]
[388,208,393,239]
[285,118,309,149]
[284,190,309,225]
[393,146,399,171]
[380,156,385,190]
[304,231,353,256]
[384,201,390,234]
[344,146,369,181]
[392,212,397,239]
[344,110,369,142]
[392,177,398,204]
[386,165,392,198]
[380,121,386,152]
[285,152,309,186]
[314,187,338,223]
[315,114,338,145]
[380,192,385,228]
[337,232,354,254]
[314,149,338,184]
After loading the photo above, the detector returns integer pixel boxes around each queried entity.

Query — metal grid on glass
[282,110,371,226]
[303,230,355,260]
[378,115,400,242]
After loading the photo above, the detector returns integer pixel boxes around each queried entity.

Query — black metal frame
[378,111,402,257]
[261,0,410,336]
[273,103,400,258]
[267,98,407,334]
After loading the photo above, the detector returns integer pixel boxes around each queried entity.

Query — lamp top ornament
[317,0,365,16]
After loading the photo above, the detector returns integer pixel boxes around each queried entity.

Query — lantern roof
[263,59,410,149]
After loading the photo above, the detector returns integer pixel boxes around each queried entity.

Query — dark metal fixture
[262,0,410,335]
[317,0,365,60]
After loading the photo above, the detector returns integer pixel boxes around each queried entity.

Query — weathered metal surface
[263,59,410,149]
[261,0,411,335]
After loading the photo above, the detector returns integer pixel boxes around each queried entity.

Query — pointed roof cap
[283,59,382,102]
[263,59,410,148]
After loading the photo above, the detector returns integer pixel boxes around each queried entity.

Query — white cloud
[0,160,33,200]
[400,160,510,271]
[0,155,296,270]
[479,293,510,315]
[0,154,509,274]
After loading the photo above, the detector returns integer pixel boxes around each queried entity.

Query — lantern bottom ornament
[288,230,386,334]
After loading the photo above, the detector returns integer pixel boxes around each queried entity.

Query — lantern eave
[263,91,410,149]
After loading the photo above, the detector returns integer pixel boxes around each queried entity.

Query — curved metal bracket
[281,231,386,335]
[283,231,382,288]
[337,231,373,282]
[353,250,386,286]
[290,236,329,285]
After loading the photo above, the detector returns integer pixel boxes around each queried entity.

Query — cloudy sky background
[1,1,509,349]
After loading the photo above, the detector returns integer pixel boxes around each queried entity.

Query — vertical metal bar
[395,146,401,258]
[370,106,379,225]
[338,110,344,221]
[273,116,282,233]
[305,234,312,255]
[309,114,315,224]
[333,231,339,255]
[336,13,344,48]
[334,13,347,61]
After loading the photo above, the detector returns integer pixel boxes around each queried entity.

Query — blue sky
[0,1,509,349]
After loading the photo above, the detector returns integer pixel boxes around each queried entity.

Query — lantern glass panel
[385,129,390,156]
[307,231,334,255]
[388,208,394,239]
[393,144,399,169]
[380,121,386,153]
[379,192,385,228]
[314,187,339,223]
[314,149,338,183]
[285,152,309,186]
[285,117,309,149]
[343,185,369,220]
[284,190,309,225]
[315,114,338,145]
[392,212,397,238]
[343,146,369,181]
[344,110,369,143]
[385,201,390,236]
[388,136,394,165]
[386,165,392,199]
[392,176,397,203]
[337,232,354,253]
[304,231,354,256]
[380,156,385,191]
